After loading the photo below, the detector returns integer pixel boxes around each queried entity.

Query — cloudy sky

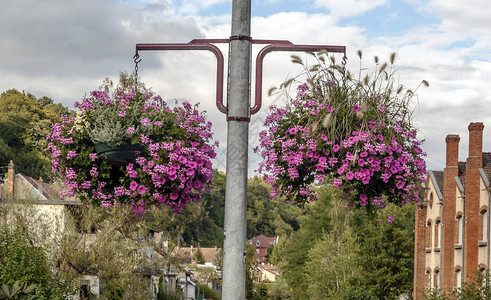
[1,0,491,173]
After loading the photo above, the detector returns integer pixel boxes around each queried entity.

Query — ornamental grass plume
[47,88,218,215]
[256,51,428,212]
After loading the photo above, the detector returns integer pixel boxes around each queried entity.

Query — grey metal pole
[222,0,251,299]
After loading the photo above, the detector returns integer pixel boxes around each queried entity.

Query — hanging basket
[94,142,143,166]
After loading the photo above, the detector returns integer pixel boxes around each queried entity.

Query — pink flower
[126,126,135,134]
[352,105,361,113]
[170,193,178,200]
[141,118,152,126]
[130,181,138,191]
[387,215,395,224]
[137,185,146,194]
[333,178,342,188]
[360,194,368,206]
[333,144,340,152]
[118,111,126,117]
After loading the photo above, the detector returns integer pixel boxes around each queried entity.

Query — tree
[305,198,359,299]
[0,89,68,180]
[0,222,77,299]
[351,203,415,299]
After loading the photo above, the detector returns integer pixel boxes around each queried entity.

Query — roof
[174,247,221,263]
[429,152,491,197]
[257,264,280,276]
[20,174,59,201]
[428,170,443,202]
[2,173,79,205]
[251,235,278,248]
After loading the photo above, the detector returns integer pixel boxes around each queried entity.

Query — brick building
[414,122,491,298]
[250,235,279,263]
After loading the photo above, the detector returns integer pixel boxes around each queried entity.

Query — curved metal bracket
[135,39,346,115]
[252,43,346,114]
[136,39,228,113]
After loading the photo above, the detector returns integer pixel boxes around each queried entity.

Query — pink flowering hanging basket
[256,52,427,211]
[47,89,218,215]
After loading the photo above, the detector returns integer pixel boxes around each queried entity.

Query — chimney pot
[468,122,484,166]
[445,134,460,167]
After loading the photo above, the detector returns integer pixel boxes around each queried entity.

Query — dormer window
[256,240,260,247]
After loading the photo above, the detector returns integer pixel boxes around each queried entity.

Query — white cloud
[314,0,387,18]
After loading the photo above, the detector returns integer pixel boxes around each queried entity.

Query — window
[426,268,432,288]
[426,220,432,250]
[455,267,462,288]
[429,192,434,208]
[435,219,442,249]
[456,213,463,246]
[434,268,441,288]
[482,209,488,242]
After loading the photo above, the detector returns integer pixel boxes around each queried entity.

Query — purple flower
[137,185,146,194]
[352,105,361,113]
[387,215,395,224]
[130,181,138,191]
[333,178,342,188]
[346,171,354,180]
[360,194,368,206]
[141,118,152,126]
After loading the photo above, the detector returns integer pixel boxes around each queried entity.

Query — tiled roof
[21,175,59,201]
[251,235,278,248]
[175,247,221,263]
[258,264,280,276]
[483,153,491,185]
[458,161,466,188]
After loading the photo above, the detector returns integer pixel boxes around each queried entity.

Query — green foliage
[350,203,414,299]
[0,223,73,299]
[0,281,37,300]
[0,89,68,180]
[275,185,415,299]
[194,246,206,264]
[157,286,183,300]
[199,284,221,300]
[247,175,301,239]
[305,199,359,299]
[424,270,491,299]
[0,224,50,288]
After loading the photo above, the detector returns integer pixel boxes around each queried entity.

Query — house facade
[414,122,491,298]
[250,235,279,263]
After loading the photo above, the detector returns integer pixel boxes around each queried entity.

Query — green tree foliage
[0,89,68,180]
[275,185,415,299]
[247,176,301,239]
[351,203,415,299]
[0,223,74,299]
[306,198,359,299]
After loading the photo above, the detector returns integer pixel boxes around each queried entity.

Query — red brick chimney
[464,122,484,281]
[7,160,14,198]
[414,201,428,299]
[442,134,460,289]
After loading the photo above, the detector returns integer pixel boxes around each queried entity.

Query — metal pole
[222,0,251,299]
